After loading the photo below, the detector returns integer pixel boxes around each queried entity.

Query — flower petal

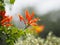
[18,14,24,21]
[36,25,44,33]
[30,23,38,26]
[30,18,39,24]
[39,25,44,31]
[18,14,26,24]
[1,16,12,24]
[25,10,32,22]
[31,11,34,18]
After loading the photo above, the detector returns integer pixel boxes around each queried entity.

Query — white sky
[5,0,60,15]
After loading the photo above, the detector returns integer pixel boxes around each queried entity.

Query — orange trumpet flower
[18,14,24,21]
[18,14,26,24]
[30,23,38,26]
[1,16,12,24]
[33,25,45,33]
[0,10,13,27]
[25,10,34,22]
[29,18,39,24]
[18,10,45,33]
[1,16,12,27]
[18,10,39,26]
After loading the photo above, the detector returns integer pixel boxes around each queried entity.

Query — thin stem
[24,24,30,29]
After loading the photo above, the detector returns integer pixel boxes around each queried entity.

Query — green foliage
[0,0,4,3]
[0,26,28,45]
[0,24,39,45]
[10,0,15,4]
[0,0,5,11]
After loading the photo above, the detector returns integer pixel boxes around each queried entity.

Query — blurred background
[4,0,60,38]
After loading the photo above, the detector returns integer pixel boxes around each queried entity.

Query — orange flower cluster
[0,11,13,27]
[18,10,45,33]
[18,10,39,26]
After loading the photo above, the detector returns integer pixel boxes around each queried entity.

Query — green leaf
[9,40,14,45]
[6,39,11,43]
[11,27,18,34]
[10,0,15,4]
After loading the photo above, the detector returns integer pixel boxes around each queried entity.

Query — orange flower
[18,14,26,24]
[18,10,45,33]
[29,18,39,24]
[29,18,39,26]
[1,16,12,26]
[30,23,38,26]
[36,25,44,33]
[31,11,34,18]
[1,16,12,24]
[18,14,24,21]
[0,10,13,27]
[25,10,31,22]
[18,10,39,26]
[25,10,34,22]
[33,25,44,33]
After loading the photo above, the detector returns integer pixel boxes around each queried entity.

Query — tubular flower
[0,10,13,27]
[30,23,38,26]
[18,10,45,33]
[18,10,40,26]
[18,14,26,24]
[1,16,12,24]
[1,16,13,26]
[25,10,34,23]
[33,25,45,33]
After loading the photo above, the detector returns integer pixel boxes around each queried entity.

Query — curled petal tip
[30,23,37,26]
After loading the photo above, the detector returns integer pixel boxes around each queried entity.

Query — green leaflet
[10,0,15,4]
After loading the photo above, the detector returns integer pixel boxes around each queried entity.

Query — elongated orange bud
[30,23,37,26]
[18,15,24,21]
[25,10,32,22]
[1,18,9,24]
[1,16,12,24]
[18,14,26,24]
[30,18,39,24]
[31,11,34,18]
